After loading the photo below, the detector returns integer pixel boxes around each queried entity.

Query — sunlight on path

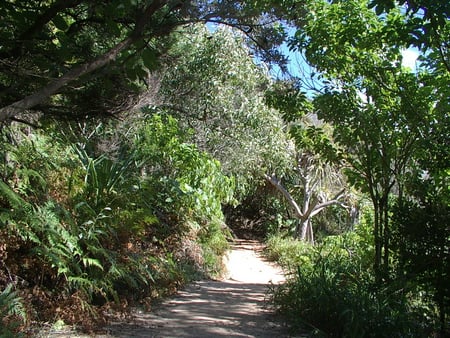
[42,239,295,337]
[224,239,285,284]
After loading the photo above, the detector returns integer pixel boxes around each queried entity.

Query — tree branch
[0,0,169,122]
[309,188,346,217]
[264,174,304,218]
[18,0,83,42]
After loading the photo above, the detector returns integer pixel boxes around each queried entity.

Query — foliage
[392,198,450,334]
[224,182,295,239]
[0,0,447,335]
[0,284,26,337]
[265,234,313,273]
[0,0,300,123]
[289,0,448,280]
[264,80,312,123]
[134,113,234,276]
[391,160,450,333]
[157,25,291,194]
[268,229,433,337]
[369,0,450,62]
[266,0,449,334]
[1,129,149,324]
[265,115,350,242]
[0,114,235,329]
[135,113,234,225]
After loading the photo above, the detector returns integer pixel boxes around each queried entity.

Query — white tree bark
[264,173,346,243]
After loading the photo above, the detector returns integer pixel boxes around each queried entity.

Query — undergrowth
[266,229,438,337]
[0,117,233,334]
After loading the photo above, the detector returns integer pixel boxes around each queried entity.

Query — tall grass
[267,232,431,337]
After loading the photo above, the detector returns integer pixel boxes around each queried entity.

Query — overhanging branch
[0,0,168,122]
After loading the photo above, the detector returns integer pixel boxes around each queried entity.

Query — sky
[272,39,420,75]
[268,42,421,93]
[401,48,420,71]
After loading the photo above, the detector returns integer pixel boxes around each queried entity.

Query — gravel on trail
[40,239,296,338]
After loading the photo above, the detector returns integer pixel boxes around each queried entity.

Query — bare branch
[309,188,347,217]
[264,173,304,218]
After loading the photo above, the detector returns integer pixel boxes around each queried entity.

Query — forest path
[44,239,293,337]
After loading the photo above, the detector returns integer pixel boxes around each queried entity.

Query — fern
[81,257,104,271]
[0,284,26,336]
[0,181,26,209]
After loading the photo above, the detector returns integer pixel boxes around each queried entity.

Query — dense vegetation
[1,0,448,336]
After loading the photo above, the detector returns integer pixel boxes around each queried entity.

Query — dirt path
[43,239,292,337]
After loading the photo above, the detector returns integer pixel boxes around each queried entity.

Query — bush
[0,116,235,330]
[392,197,450,334]
[265,235,313,274]
[268,230,430,337]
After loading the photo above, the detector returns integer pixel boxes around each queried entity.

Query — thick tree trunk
[299,218,314,244]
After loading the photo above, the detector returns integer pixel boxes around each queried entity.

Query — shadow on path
[41,239,295,337]
[104,279,289,337]
[102,239,291,337]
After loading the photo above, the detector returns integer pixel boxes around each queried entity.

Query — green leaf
[52,15,69,31]
[82,257,104,270]
[106,18,122,37]
[0,180,26,209]
[142,48,157,70]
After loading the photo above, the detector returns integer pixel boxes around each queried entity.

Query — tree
[265,170,346,243]
[288,0,447,280]
[155,25,291,193]
[0,0,298,124]
[369,0,450,72]
[392,183,449,333]
[390,84,450,333]
[0,0,171,122]
[263,111,349,243]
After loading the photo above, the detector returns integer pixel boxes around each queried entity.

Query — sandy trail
[43,239,291,337]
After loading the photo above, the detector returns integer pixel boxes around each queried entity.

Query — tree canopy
[0,0,449,335]
[0,0,298,123]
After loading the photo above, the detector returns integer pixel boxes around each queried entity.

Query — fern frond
[67,276,92,289]
[81,257,104,271]
[0,180,28,209]
[0,284,26,320]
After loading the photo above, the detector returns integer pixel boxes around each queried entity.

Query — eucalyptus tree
[288,0,448,281]
[155,25,291,195]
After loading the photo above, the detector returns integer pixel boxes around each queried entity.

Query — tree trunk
[265,174,346,244]
[373,201,382,283]
[264,174,303,218]
[382,196,390,277]
[300,218,314,244]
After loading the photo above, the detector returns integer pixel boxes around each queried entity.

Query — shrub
[1,118,235,330]
[268,230,429,337]
[265,234,313,275]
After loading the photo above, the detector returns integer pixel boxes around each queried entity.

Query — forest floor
[37,239,299,337]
